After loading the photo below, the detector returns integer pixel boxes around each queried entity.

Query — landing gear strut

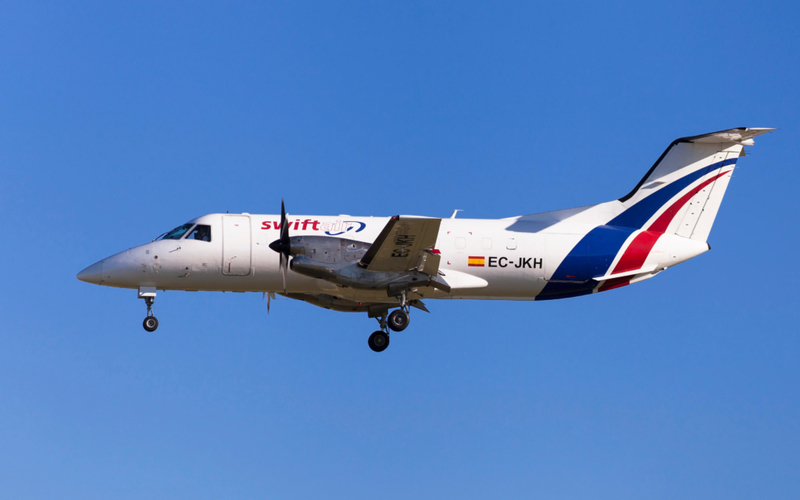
[388,290,411,332]
[139,287,159,332]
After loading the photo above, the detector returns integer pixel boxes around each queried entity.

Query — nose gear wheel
[143,316,159,332]
[142,296,159,332]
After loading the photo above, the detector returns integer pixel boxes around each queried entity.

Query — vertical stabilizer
[614,128,774,242]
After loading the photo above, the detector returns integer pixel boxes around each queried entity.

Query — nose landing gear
[142,297,158,332]
[139,287,159,332]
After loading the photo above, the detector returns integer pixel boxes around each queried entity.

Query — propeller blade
[280,252,287,293]
[279,198,289,245]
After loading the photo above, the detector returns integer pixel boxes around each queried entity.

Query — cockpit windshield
[156,223,195,241]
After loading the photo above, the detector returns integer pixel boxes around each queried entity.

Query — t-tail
[537,127,774,300]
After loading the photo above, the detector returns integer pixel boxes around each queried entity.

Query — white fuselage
[82,210,708,304]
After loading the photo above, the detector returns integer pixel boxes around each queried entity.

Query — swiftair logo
[261,219,367,236]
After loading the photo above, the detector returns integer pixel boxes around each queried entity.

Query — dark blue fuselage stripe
[536,158,736,300]
[537,225,634,299]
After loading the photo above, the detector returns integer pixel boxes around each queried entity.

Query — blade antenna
[263,292,278,314]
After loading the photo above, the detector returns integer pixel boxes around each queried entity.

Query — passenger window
[187,224,212,242]
[506,238,517,250]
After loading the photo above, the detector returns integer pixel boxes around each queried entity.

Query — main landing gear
[367,292,412,352]
[139,287,159,332]
[368,311,396,353]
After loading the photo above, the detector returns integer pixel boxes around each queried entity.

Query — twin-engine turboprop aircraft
[78,128,772,351]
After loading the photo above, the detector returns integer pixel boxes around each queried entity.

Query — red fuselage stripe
[611,230,661,274]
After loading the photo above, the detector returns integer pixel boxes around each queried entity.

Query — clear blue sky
[1,1,798,498]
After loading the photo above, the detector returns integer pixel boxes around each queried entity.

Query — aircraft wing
[359,216,442,275]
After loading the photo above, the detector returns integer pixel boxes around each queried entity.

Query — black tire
[368,331,390,352]
[387,309,410,332]
[143,316,159,332]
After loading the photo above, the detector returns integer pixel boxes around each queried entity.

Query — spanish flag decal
[468,256,485,267]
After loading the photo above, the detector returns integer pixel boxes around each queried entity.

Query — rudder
[674,148,739,241]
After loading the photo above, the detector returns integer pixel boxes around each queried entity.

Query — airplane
[78,127,773,352]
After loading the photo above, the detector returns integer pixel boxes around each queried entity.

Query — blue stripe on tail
[608,158,736,229]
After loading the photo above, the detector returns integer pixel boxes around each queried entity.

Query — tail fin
[612,127,774,241]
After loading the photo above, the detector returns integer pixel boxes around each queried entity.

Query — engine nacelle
[287,235,369,267]
[288,235,448,293]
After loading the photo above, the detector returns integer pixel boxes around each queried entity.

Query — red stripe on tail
[648,170,731,233]
[598,169,731,292]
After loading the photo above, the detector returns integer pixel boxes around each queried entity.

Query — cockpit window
[186,224,211,242]
[156,223,195,241]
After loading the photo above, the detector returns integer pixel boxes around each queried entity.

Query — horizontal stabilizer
[681,127,775,145]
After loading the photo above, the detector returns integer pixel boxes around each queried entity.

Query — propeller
[268,199,291,293]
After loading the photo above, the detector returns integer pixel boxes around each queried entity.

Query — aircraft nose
[77,261,103,285]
